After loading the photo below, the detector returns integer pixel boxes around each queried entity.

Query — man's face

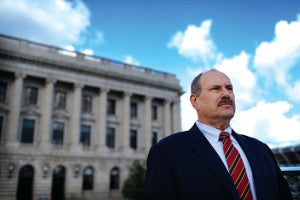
[190,71,236,125]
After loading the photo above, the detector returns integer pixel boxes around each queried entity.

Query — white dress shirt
[195,121,257,200]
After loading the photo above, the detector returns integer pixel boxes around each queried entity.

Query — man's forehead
[200,71,232,85]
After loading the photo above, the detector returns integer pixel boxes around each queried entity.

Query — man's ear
[190,94,198,109]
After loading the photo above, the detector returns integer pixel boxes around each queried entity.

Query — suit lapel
[187,124,241,200]
[232,131,266,200]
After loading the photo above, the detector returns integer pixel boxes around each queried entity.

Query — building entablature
[0,34,183,96]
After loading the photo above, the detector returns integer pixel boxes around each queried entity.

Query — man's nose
[221,87,231,97]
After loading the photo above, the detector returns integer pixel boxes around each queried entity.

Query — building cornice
[0,34,183,96]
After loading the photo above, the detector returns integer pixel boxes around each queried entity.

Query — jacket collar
[187,123,241,200]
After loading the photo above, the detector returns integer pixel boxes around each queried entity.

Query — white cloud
[167,20,218,65]
[177,18,300,148]
[64,45,75,51]
[232,100,300,148]
[180,92,197,131]
[253,17,300,86]
[214,51,257,108]
[123,55,140,66]
[0,0,91,47]
[287,80,300,101]
[81,49,94,55]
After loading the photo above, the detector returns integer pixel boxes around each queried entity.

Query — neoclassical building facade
[0,34,183,200]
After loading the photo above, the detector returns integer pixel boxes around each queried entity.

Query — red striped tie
[219,132,253,200]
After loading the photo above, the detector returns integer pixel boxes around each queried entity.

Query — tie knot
[219,131,230,142]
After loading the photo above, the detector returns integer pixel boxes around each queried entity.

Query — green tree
[122,160,146,200]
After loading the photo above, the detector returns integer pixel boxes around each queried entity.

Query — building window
[0,81,7,103]
[130,101,138,118]
[106,127,115,148]
[21,119,35,143]
[110,167,119,190]
[82,95,92,113]
[151,105,158,120]
[107,99,116,115]
[0,116,3,141]
[54,90,66,109]
[52,122,64,145]
[130,129,137,149]
[82,167,94,190]
[80,124,91,147]
[152,131,158,145]
[24,86,38,105]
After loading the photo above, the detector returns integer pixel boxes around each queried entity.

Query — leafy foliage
[122,160,146,200]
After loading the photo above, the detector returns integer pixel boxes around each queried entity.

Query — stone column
[121,92,131,150]
[96,88,108,150]
[70,83,83,147]
[144,96,152,153]
[40,78,56,145]
[171,100,181,132]
[6,73,26,142]
[163,99,171,137]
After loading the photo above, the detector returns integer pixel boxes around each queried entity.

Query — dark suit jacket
[143,124,292,200]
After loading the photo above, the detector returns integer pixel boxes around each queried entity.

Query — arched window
[82,166,93,190]
[110,167,119,190]
[51,165,65,200]
[17,165,34,200]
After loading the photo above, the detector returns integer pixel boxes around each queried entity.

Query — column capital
[100,87,109,93]
[171,99,181,105]
[15,72,26,79]
[164,99,171,104]
[46,78,57,84]
[74,82,84,89]
[144,95,153,101]
[123,91,132,97]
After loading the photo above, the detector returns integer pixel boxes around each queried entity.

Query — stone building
[0,34,183,200]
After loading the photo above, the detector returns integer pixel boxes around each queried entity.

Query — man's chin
[220,110,235,119]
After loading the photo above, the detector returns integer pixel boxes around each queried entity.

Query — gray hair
[191,68,218,96]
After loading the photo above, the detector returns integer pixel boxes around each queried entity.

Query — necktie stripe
[241,182,251,199]
[229,154,240,173]
[219,132,253,200]
[242,185,252,199]
[234,167,244,185]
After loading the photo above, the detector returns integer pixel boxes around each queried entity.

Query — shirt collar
[195,121,232,143]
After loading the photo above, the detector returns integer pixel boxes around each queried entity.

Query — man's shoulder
[234,131,270,149]
[152,130,190,149]
[159,130,189,143]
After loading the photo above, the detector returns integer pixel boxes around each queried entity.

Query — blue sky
[1,0,300,148]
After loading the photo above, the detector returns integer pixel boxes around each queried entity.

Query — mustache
[218,98,233,106]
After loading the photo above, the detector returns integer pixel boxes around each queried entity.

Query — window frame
[110,167,120,190]
[107,98,116,115]
[54,90,67,109]
[0,81,7,103]
[130,129,137,149]
[82,167,94,190]
[24,86,38,106]
[82,94,93,113]
[106,127,115,148]
[151,105,158,120]
[152,131,158,146]
[80,124,91,147]
[20,118,35,144]
[0,115,3,141]
[130,101,138,118]
[52,121,65,145]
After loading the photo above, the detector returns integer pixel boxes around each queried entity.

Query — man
[143,69,292,200]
